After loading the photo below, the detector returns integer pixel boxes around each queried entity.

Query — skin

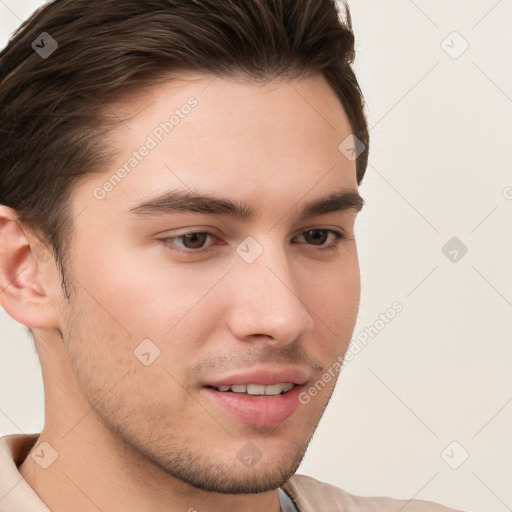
[0,73,362,512]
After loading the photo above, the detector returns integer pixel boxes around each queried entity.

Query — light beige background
[1,1,510,511]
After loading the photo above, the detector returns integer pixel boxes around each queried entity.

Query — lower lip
[200,385,303,428]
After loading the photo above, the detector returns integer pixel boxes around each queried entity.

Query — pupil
[306,230,326,245]
[184,233,206,249]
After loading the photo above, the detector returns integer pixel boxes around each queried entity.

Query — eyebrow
[127,188,364,220]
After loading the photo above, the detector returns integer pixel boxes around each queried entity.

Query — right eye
[159,231,220,254]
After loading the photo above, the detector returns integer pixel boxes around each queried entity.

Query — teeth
[263,383,293,395]
[215,383,294,396]
[247,384,265,395]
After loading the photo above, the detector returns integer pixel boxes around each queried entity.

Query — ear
[0,206,61,329]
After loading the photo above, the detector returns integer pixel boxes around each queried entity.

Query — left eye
[294,229,344,247]
[160,229,345,254]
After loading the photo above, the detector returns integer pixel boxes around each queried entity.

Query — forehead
[74,73,358,221]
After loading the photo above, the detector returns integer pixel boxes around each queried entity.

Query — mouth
[200,368,309,428]
[206,382,295,396]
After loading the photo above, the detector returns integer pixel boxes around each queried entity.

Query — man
[0,0,464,510]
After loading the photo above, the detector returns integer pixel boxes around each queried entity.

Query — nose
[226,242,315,346]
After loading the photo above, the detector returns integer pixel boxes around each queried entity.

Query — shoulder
[281,474,466,512]
[0,433,51,512]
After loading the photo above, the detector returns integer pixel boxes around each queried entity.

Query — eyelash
[159,229,346,255]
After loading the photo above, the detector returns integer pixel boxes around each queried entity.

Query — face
[57,73,362,494]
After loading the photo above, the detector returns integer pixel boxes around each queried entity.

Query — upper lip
[204,367,310,388]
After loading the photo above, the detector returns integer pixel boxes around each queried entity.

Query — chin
[153,438,310,495]
[178,460,300,495]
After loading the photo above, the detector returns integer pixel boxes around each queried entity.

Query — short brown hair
[0,0,369,289]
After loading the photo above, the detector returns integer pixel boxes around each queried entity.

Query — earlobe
[0,205,60,329]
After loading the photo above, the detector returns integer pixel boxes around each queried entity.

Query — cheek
[63,287,192,419]
[309,252,360,318]
[73,238,230,342]
[303,256,360,358]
